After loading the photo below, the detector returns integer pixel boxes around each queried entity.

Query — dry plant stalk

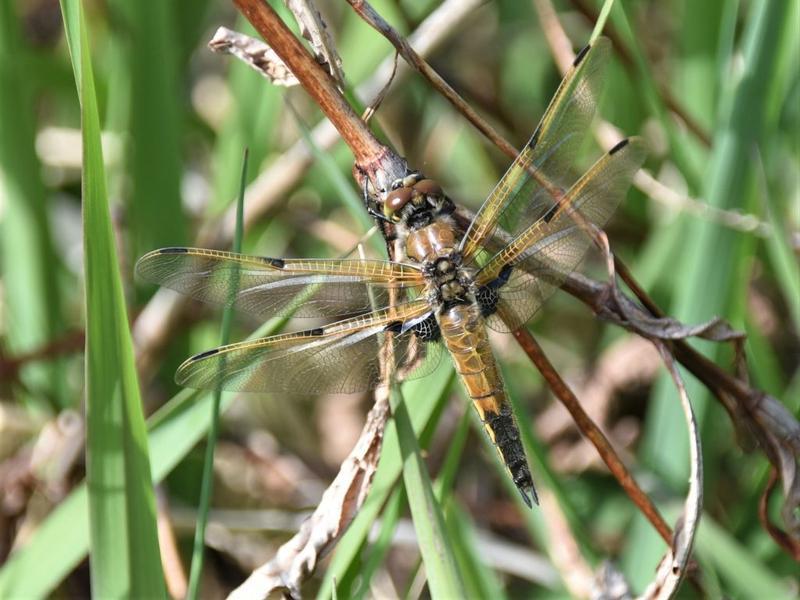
[228,386,390,599]
[185,0,797,595]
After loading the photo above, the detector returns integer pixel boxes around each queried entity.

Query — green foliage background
[0,0,797,597]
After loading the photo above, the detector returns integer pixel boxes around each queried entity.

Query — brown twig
[0,330,85,383]
[511,327,674,544]
[346,0,520,164]
[232,0,390,172]
[759,469,800,561]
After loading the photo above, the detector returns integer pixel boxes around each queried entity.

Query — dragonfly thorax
[423,252,473,309]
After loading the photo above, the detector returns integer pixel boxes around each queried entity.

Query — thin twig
[511,327,673,544]
[233,0,387,167]
[346,0,521,164]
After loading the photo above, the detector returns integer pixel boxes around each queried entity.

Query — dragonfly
[136,38,645,507]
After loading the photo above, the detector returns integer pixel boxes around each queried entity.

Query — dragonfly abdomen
[438,303,538,507]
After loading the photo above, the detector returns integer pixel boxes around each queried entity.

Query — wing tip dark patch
[158,247,189,254]
[191,348,220,361]
[609,138,630,155]
[527,125,542,149]
[573,42,591,67]
[262,257,285,268]
[308,327,324,336]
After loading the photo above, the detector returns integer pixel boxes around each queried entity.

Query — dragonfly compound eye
[384,187,413,220]
[412,178,442,198]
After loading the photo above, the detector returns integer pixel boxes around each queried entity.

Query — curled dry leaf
[578,230,800,552]
[638,343,703,599]
[284,0,345,87]
[209,27,299,87]
[227,387,390,600]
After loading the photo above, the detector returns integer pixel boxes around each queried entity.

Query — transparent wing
[135,247,424,319]
[460,38,611,263]
[176,301,444,394]
[476,138,646,332]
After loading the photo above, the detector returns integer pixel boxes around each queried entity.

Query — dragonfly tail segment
[481,400,539,508]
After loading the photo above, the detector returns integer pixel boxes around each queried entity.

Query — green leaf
[0,0,65,409]
[59,1,165,596]
[319,365,455,600]
[391,389,465,599]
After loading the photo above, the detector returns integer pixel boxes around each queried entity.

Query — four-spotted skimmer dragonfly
[136,38,645,507]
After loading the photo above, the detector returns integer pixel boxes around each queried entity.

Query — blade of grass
[348,486,405,600]
[60,1,166,596]
[109,0,186,262]
[589,0,615,43]
[0,0,65,409]
[694,512,793,597]
[347,401,470,600]
[318,365,455,600]
[631,2,795,587]
[390,387,466,599]
[444,504,508,600]
[186,150,249,598]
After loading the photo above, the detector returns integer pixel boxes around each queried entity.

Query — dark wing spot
[308,328,324,336]
[543,203,559,223]
[191,348,220,361]
[159,247,189,254]
[573,42,591,66]
[527,124,542,149]
[609,138,630,155]
[262,257,285,268]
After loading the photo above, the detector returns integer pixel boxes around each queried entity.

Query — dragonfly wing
[476,138,647,332]
[135,247,424,319]
[175,300,442,394]
[460,37,611,263]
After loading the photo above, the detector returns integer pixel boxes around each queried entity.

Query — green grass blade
[694,513,793,598]
[0,0,65,409]
[390,388,465,599]
[187,150,249,599]
[0,386,209,598]
[349,487,405,600]
[108,0,185,261]
[318,366,455,600]
[445,504,508,600]
[59,1,166,596]
[590,0,616,43]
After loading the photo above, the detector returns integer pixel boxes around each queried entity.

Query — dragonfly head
[383,174,452,229]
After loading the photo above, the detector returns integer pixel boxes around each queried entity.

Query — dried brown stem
[511,327,674,544]
[233,0,387,167]
[346,0,520,164]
